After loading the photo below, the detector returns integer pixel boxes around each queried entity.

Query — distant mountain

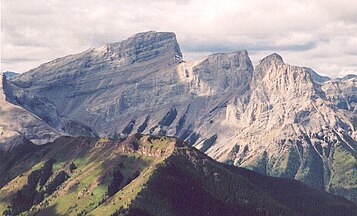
[1,135,356,216]
[340,74,357,80]
[2,31,357,202]
[302,67,331,83]
[3,71,18,79]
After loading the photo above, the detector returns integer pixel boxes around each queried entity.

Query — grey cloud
[1,0,357,77]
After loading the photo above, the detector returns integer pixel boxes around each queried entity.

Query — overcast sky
[1,0,357,77]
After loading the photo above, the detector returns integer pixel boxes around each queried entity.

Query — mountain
[322,75,357,111]
[2,31,357,202]
[0,73,60,151]
[6,31,252,142]
[1,135,356,216]
[209,53,357,202]
[339,74,357,81]
[3,72,18,79]
[302,67,331,83]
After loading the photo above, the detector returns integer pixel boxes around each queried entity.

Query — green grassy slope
[0,135,356,216]
[329,142,357,203]
[0,135,175,216]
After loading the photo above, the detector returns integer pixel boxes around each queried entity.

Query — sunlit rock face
[4,31,357,202]
[208,54,357,201]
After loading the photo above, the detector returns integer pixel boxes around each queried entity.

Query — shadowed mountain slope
[1,135,356,216]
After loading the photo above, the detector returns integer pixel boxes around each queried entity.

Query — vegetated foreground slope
[0,134,175,216]
[0,135,356,216]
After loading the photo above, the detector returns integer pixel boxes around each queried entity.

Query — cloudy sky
[1,0,357,77]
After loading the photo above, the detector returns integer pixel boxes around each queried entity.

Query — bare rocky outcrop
[0,73,60,150]
[208,54,357,201]
[7,31,253,145]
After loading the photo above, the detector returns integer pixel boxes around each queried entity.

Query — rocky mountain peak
[3,71,18,79]
[341,74,357,80]
[205,50,251,65]
[253,53,314,87]
[198,50,254,92]
[252,53,283,83]
[103,31,183,64]
[259,53,284,65]
[11,31,183,89]
[126,31,180,51]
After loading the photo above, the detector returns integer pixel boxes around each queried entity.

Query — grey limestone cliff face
[3,31,357,202]
[322,77,357,112]
[7,31,253,141]
[8,32,184,136]
[0,73,60,150]
[209,54,357,201]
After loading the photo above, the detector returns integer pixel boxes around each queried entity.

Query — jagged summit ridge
[93,31,183,66]
[12,31,183,88]
[109,31,182,59]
